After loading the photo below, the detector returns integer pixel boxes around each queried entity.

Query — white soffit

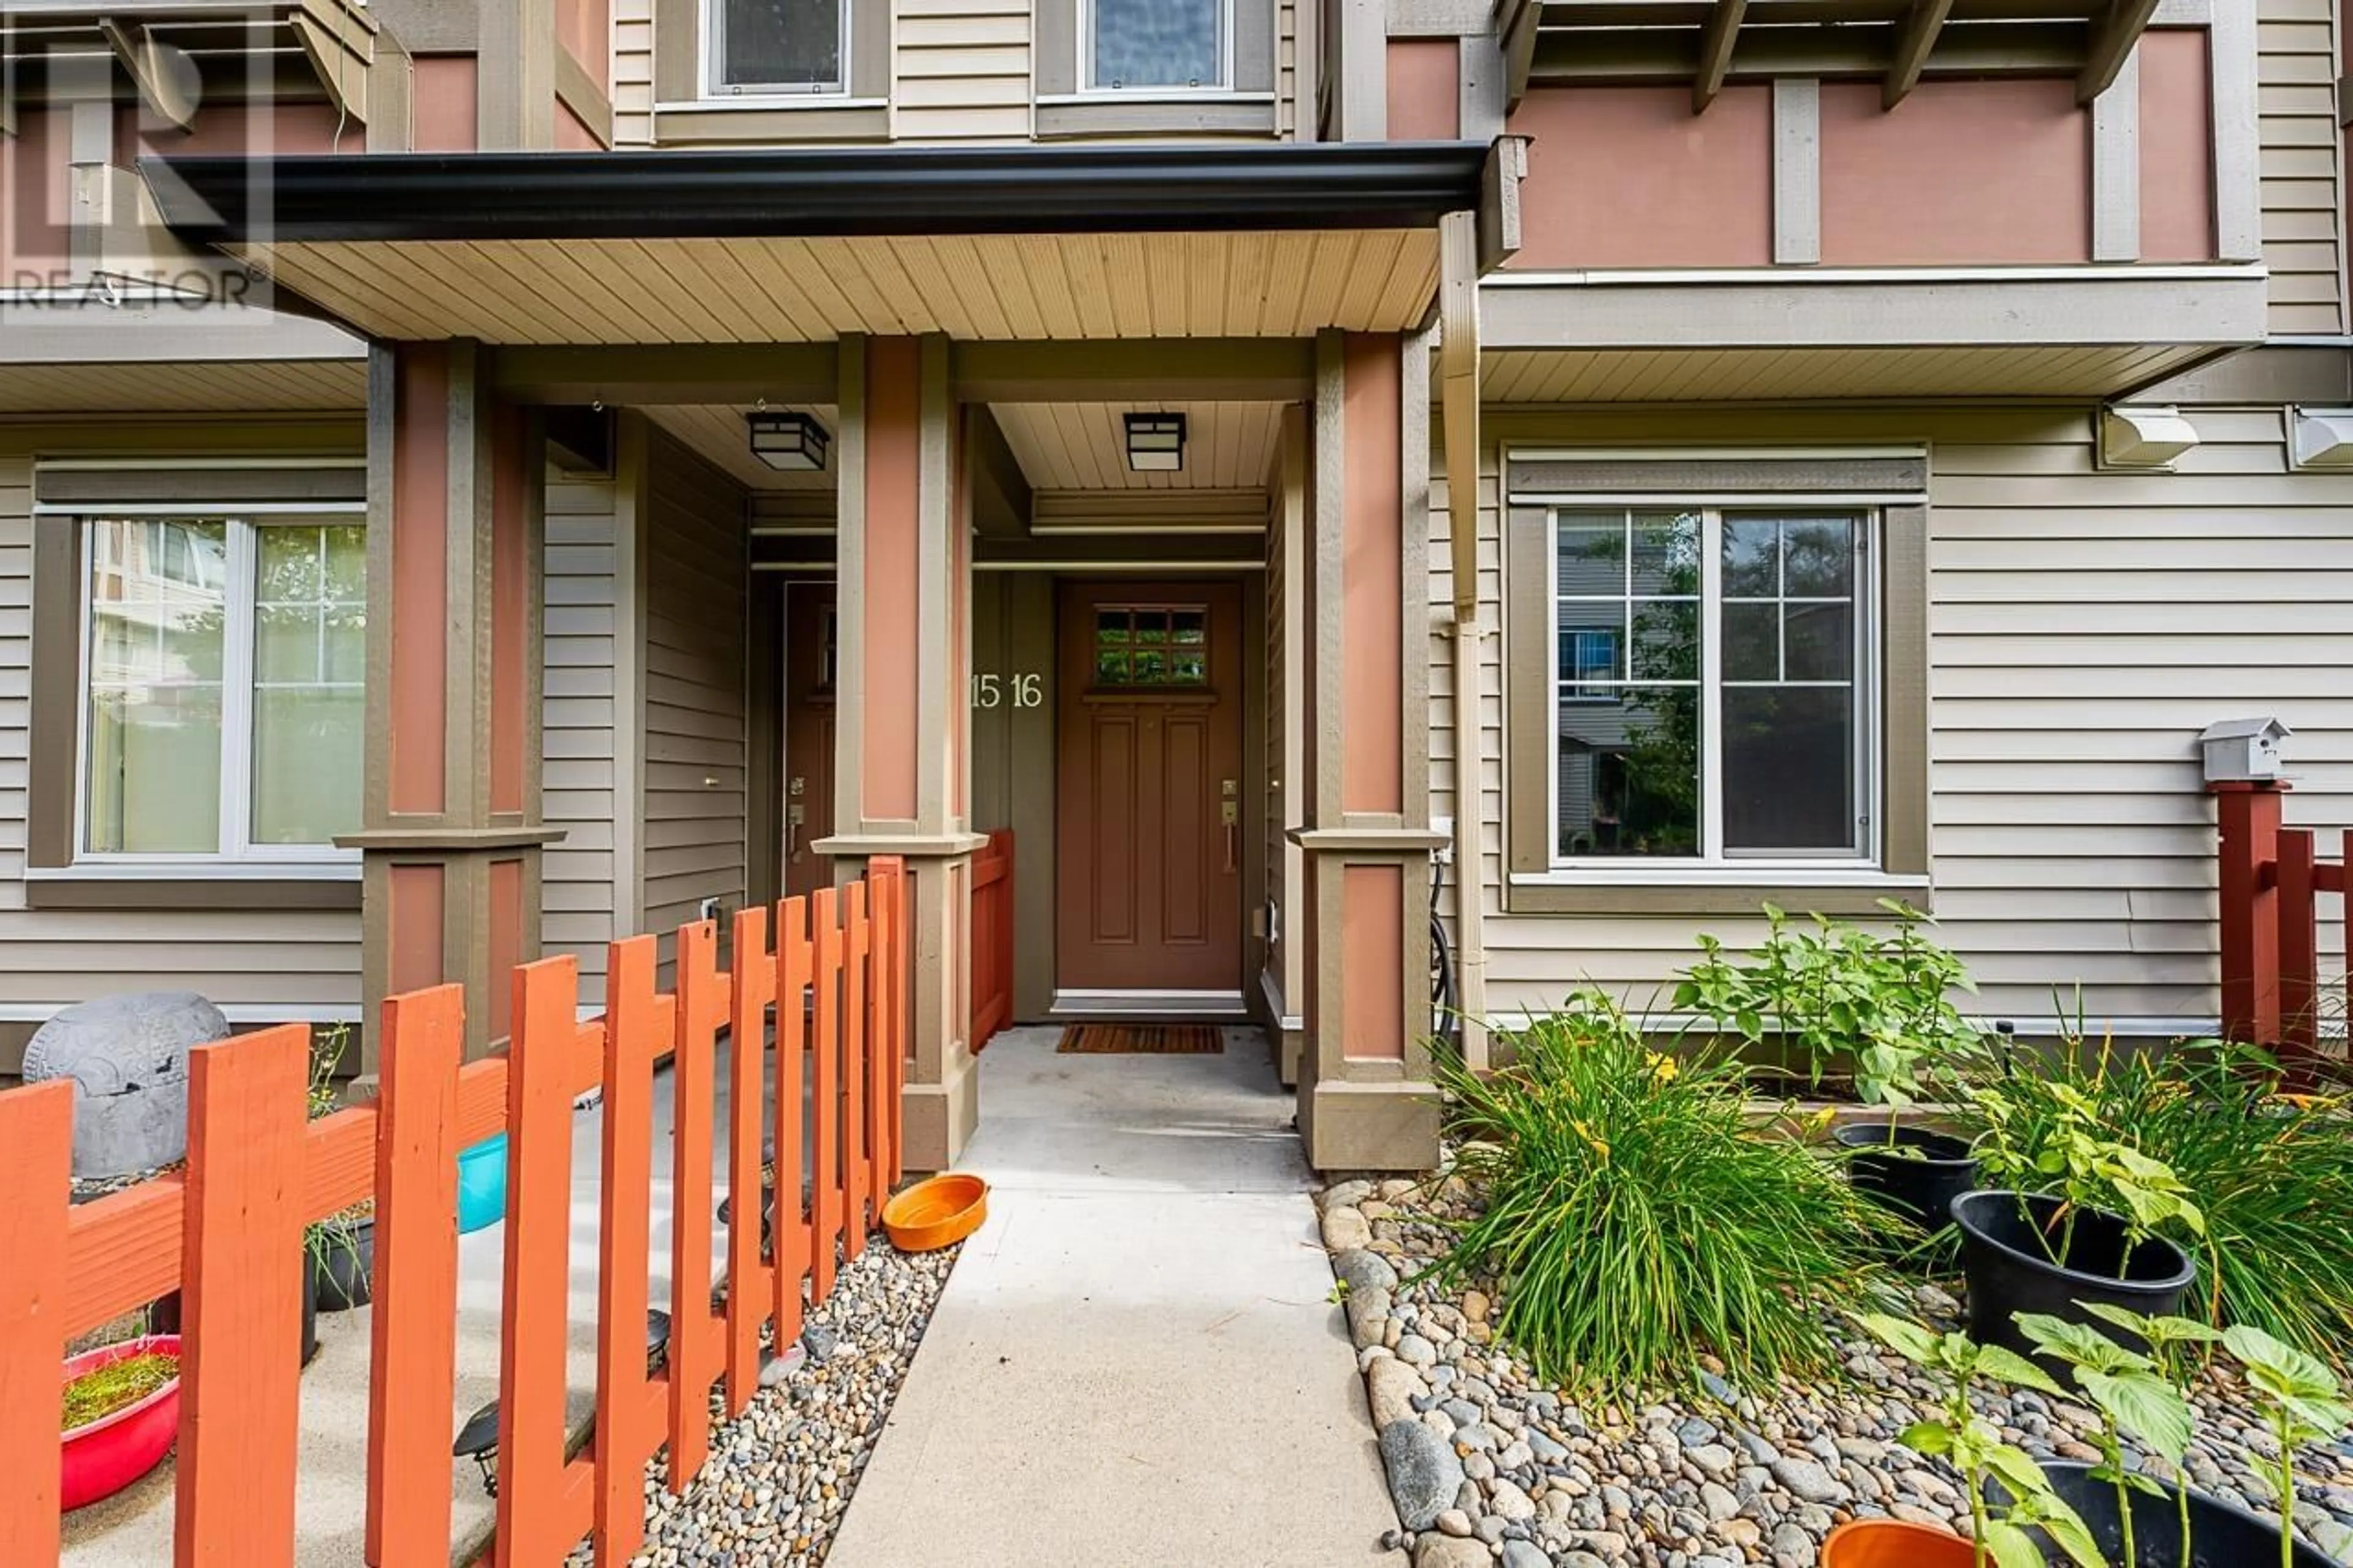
[2097,405,2200,471]
[2288,407,2353,469]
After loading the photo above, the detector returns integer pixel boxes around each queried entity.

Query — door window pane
[1091,0,1224,88]
[1091,602,1211,687]
[84,520,227,853]
[714,0,843,89]
[252,525,366,845]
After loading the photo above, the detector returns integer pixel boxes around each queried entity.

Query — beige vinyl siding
[542,472,623,1008]
[641,429,748,968]
[896,0,1031,142]
[1436,404,2353,1033]
[615,0,656,143]
[0,429,363,1051]
[2257,0,2346,335]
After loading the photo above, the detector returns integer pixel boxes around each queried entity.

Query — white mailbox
[2198,717,2291,783]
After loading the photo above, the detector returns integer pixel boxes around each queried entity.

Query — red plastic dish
[61,1334,182,1512]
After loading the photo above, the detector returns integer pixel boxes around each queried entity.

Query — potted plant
[308,1200,375,1312]
[1993,1309,2338,1567]
[1830,1312,2101,1568]
[1954,1083,2202,1357]
[1678,902,1985,1235]
[60,1332,183,1510]
[2224,1324,2353,1568]
[300,1026,359,1335]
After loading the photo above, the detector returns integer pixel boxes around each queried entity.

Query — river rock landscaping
[569,1237,960,1568]
[1323,1175,2353,1568]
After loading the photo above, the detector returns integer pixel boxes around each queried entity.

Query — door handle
[1221,798,1238,873]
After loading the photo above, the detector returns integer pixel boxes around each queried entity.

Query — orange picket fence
[2215,784,2349,1086]
[0,858,907,1568]
[969,829,1015,1054]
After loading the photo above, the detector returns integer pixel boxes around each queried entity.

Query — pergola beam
[1692,0,1748,112]
[97,17,198,131]
[1496,0,1540,112]
[2078,0,2160,103]
[1883,0,1954,107]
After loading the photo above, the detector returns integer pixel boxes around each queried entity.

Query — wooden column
[352,340,556,1069]
[2213,780,2285,1048]
[1292,329,1442,1172]
[815,333,982,1173]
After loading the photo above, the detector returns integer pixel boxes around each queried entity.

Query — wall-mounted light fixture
[1123,412,1186,472]
[747,410,830,472]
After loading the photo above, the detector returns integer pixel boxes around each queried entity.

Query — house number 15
[971,672,1044,710]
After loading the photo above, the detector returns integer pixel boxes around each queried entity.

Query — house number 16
[971,672,1044,710]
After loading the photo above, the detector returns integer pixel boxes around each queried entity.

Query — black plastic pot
[300,1262,319,1368]
[1834,1123,1979,1232]
[311,1219,375,1312]
[1951,1189,2197,1360]
[2003,1461,2335,1567]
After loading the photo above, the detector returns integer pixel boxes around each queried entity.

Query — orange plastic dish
[1821,1519,1975,1568]
[882,1173,988,1252]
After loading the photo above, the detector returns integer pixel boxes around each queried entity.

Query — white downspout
[1438,210,1490,1070]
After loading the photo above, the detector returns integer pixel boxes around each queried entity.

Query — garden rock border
[1322,1174,2353,1568]
[567,1238,960,1567]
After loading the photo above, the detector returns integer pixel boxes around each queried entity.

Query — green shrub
[1951,1038,2353,1363]
[1429,991,1893,1396]
[1673,900,1985,1109]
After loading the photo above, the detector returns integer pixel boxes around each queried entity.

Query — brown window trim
[653,0,889,115]
[1035,0,1279,137]
[1500,477,1929,920]
[25,876,363,912]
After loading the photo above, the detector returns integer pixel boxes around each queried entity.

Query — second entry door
[1055,580,1245,994]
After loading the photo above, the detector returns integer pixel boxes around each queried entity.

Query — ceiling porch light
[1123,412,1186,472]
[747,409,830,472]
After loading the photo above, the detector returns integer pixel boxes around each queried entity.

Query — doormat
[1056,1025,1224,1055]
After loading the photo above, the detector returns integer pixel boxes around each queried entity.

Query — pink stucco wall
[1387,40,1460,143]
[412,56,482,153]
[1505,85,1774,269]
[1819,80,2091,265]
[2140,29,2215,262]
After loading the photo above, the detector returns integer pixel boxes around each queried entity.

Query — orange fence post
[811,887,841,1305]
[2214,781,2285,1045]
[845,882,873,1257]
[2278,827,2321,1081]
[874,857,907,1191]
[175,1024,309,1568]
[773,895,812,1352]
[595,938,660,1566]
[367,985,466,1568]
[669,920,724,1490]
[862,874,891,1212]
[0,1080,74,1567]
[727,906,775,1415]
[497,958,584,1566]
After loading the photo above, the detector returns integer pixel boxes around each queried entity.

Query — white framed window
[707,0,847,95]
[75,512,366,871]
[1548,506,1876,867]
[1085,0,1232,91]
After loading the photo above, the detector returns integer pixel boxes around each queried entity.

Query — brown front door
[783,581,838,900]
[1055,581,1246,993]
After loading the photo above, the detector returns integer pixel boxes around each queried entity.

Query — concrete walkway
[825,1025,1400,1568]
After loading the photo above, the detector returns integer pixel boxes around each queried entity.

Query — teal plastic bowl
[456,1133,509,1233]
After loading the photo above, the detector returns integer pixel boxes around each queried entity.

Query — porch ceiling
[0,357,363,412]
[143,143,1485,346]
[990,402,1285,491]
[1479,343,2225,403]
[646,404,838,491]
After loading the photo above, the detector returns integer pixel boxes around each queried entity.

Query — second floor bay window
[1090,0,1229,91]
[80,516,365,866]
[711,0,846,94]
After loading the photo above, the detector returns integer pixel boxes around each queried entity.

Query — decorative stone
[26,991,225,1178]
[1347,1286,1393,1350]
[1368,1357,1425,1430]
[1322,1206,1374,1252]
[1379,1419,1468,1532]
[1333,1247,1400,1296]
[1414,1537,1488,1568]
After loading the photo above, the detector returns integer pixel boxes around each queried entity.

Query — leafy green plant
[2082,1303,2224,1564]
[61,1352,178,1433]
[1428,991,1893,1395]
[1953,1040,2353,1357]
[2222,1324,2353,1568]
[1855,1312,2102,1568]
[2017,1312,2196,1567]
[1674,900,1984,1123]
[303,1026,370,1288]
[1972,1078,2205,1270]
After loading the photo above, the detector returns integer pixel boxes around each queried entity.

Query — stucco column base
[1304,1078,1441,1173]
[900,1043,980,1175]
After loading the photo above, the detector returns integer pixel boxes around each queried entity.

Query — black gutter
[144,141,1490,246]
